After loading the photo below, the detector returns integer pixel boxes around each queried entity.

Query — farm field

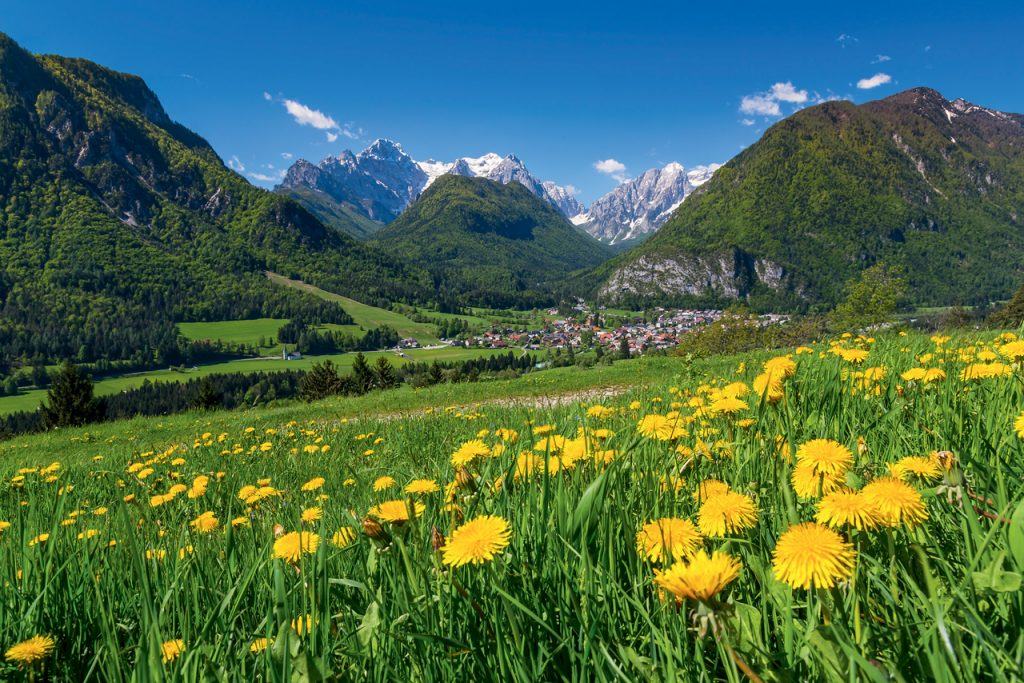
[178,318,291,348]
[3,332,1024,679]
[266,273,443,343]
[0,347,510,416]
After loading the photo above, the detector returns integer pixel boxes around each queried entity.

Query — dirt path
[309,385,631,429]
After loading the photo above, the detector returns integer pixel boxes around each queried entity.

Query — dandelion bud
[362,516,388,541]
[431,526,446,551]
[455,468,477,491]
[272,523,285,538]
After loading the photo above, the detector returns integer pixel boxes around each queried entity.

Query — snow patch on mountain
[577,162,722,245]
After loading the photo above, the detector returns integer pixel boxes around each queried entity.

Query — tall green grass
[1,332,1023,680]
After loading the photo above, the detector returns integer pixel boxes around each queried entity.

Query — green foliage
[298,360,342,402]
[596,88,1024,308]
[373,356,399,390]
[829,263,907,330]
[40,361,100,428]
[373,175,612,307]
[350,353,375,393]
[0,33,430,370]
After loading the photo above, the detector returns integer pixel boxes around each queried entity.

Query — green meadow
[2,333,1024,679]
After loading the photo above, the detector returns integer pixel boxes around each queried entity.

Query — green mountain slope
[0,33,430,369]
[372,175,613,307]
[594,87,1024,309]
[276,186,384,239]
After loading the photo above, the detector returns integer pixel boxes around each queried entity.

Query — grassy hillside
[267,273,442,342]
[1,333,1023,679]
[596,88,1024,309]
[0,346,509,415]
[372,175,612,307]
[277,186,384,240]
[0,32,430,372]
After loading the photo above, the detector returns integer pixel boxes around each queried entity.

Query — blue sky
[6,0,1024,203]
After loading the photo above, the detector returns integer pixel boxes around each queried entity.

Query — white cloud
[924,45,932,52]
[740,93,781,117]
[227,156,245,172]
[741,118,755,126]
[594,158,628,182]
[326,132,339,142]
[770,81,808,103]
[856,73,892,90]
[872,54,891,64]
[248,169,286,183]
[281,152,293,160]
[282,99,338,130]
[263,91,273,101]
[837,33,858,47]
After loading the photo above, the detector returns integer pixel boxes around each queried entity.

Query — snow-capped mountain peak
[279,141,583,222]
[577,161,722,245]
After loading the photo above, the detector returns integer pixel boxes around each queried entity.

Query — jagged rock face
[579,162,721,245]
[541,181,585,218]
[279,140,423,222]
[598,250,785,299]
[278,141,583,222]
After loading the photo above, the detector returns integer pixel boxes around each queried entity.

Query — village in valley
[437,303,790,355]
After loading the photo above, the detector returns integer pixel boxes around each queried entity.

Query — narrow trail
[309,385,631,429]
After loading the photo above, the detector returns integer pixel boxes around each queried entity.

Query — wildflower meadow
[2,331,1024,680]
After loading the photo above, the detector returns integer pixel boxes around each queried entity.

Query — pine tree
[374,357,399,389]
[350,353,375,394]
[299,360,342,402]
[41,361,102,428]
[193,378,223,410]
[428,361,444,385]
[619,336,631,360]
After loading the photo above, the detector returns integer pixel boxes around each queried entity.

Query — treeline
[0,275,355,371]
[277,322,400,355]
[0,351,549,440]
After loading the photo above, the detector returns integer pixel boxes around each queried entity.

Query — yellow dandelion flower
[373,476,396,492]
[860,477,928,528]
[693,479,731,502]
[161,639,185,663]
[653,550,741,603]
[331,527,357,548]
[250,637,271,654]
[368,500,425,523]
[189,511,219,533]
[300,507,322,524]
[5,634,55,665]
[795,439,853,477]
[791,462,844,499]
[441,515,511,567]
[772,522,855,589]
[890,455,942,482]
[272,531,320,563]
[451,440,491,467]
[815,490,881,530]
[301,477,325,492]
[404,479,440,494]
[709,396,748,416]
[697,492,757,537]
[635,518,703,563]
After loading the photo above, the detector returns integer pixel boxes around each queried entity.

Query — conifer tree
[351,353,375,394]
[193,378,223,410]
[299,360,342,402]
[41,361,102,428]
[374,357,399,389]
[619,336,631,360]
